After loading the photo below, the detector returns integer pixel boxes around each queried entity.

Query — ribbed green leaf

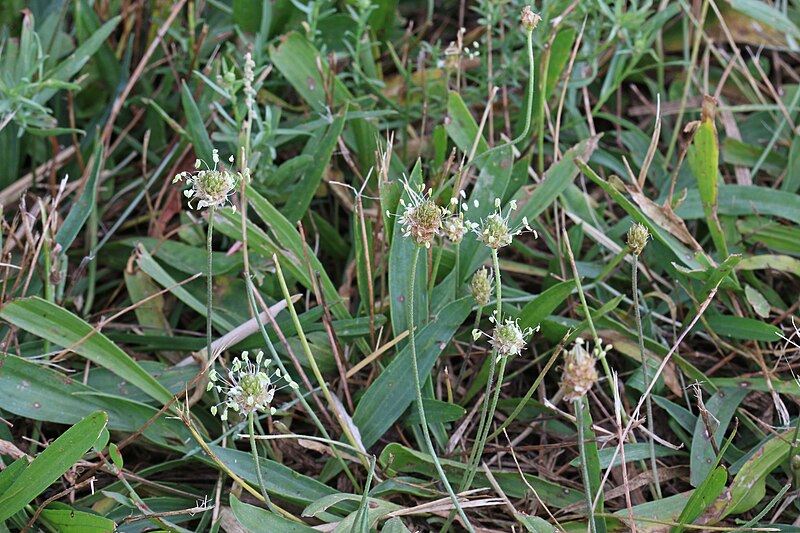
[0,297,172,404]
[0,411,108,522]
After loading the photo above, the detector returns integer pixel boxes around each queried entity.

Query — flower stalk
[249,411,277,514]
[461,249,502,493]
[576,398,598,533]
[628,223,661,498]
[206,206,214,369]
[409,247,473,532]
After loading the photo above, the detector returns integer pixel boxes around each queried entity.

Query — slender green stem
[492,250,501,322]
[354,456,376,532]
[461,250,503,493]
[273,255,370,471]
[409,247,474,533]
[480,355,506,449]
[454,242,460,299]
[84,202,99,316]
[183,412,301,522]
[249,412,278,514]
[634,254,661,498]
[564,235,615,390]
[461,350,496,491]
[487,344,561,442]
[454,307,482,392]
[206,206,215,363]
[469,29,534,167]
[576,399,598,533]
[428,244,443,298]
[537,46,550,177]
[243,276,361,489]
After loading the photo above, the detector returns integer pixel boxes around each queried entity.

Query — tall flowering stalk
[561,337,604,533]
[470,5,540,167]
[394,180,474,532]
[173,149,244,370]
[461,199,536,493]
[627,222,661,497]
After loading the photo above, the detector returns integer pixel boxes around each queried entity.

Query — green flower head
[473,198,536,250]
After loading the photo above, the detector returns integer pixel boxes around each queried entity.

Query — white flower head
[443,189,477,245]
[208,350,297,421]
[394,176,446,248]
[173,151,246,210]
[475,315,538,360]
[472,199,536,250]
[491,317,536,358]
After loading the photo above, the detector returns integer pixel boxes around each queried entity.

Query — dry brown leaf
[613,175,704,253]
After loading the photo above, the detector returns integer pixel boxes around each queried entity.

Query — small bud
[520,6,541,31]
[627,222,650,255]
[561,339,599,401]
[470,267,493,307]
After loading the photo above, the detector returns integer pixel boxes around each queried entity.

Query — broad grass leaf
[229,494,316,532]
[38,16,121,103]
[690,388,747,486]
[702,315,782,342]
[518,280,574,331]
[445,90,488,157]
[382,517,412,532]
[0,355,190,448]
[208,445,347,510]
[180,81,214,163]
[576,396,606,533]
[379,442,583,508]
[39,504,115,533]
[283,108,347,222]
[722,429,794,517]
[0,297,172,404]
[353,298,472,448]
[675,185,800,225]
[0,411,108,522]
